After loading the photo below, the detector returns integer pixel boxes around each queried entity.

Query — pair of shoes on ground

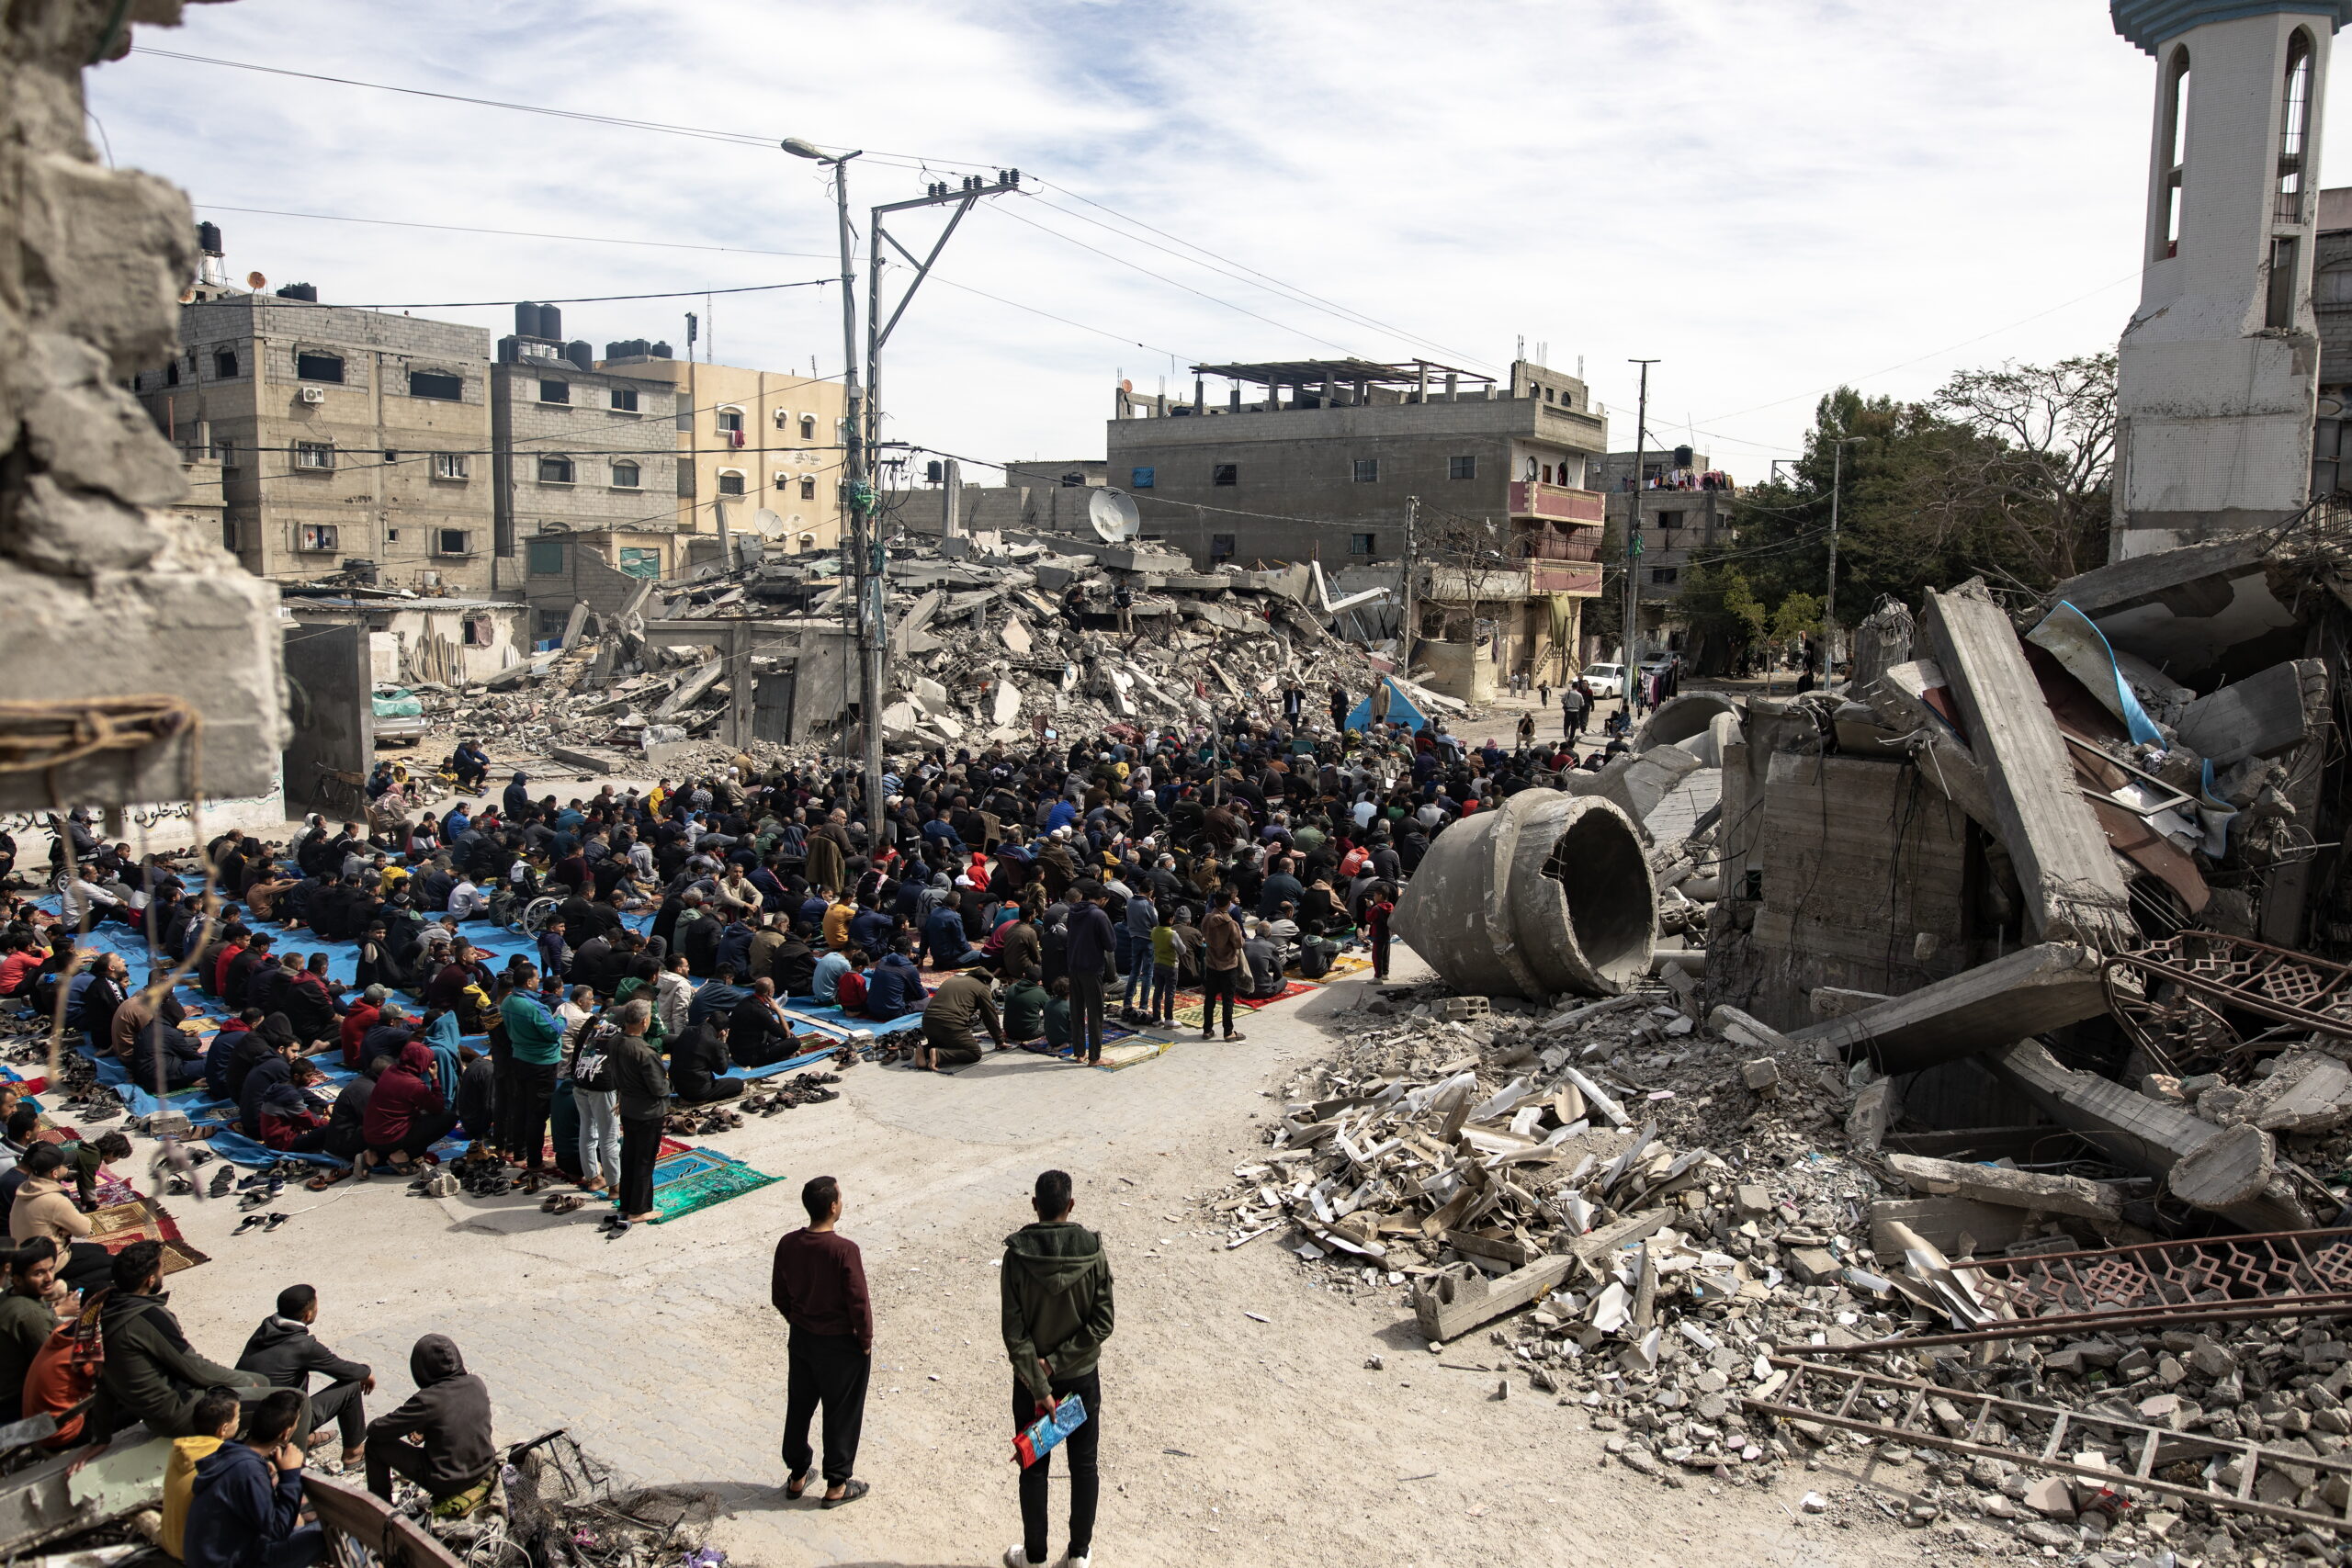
[784,1469,869,1507]
[232,1212,288,1235]
[1200,1031,1247,1043]
[540,1191,587,1215]
[1004,1548,1089,1568]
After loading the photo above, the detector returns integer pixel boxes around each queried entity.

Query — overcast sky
[87,0,2334,482]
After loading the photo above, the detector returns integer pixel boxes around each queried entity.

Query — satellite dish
[752,507,786,536]
[178,287,197,305]
[1088,488,1141,544]
[246,271,267,291]
[1119,378,1133,393]
[1523,457,1539,480]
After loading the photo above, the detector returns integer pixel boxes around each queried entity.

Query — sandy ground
[114,949,1946,1568]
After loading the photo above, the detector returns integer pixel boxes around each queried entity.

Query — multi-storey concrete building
[600,353,848,561]
[133,276,497,592]
[2313,186,2352,495]
[488,306,684,636]
[1106,357,1609,693]
[1592,447,1738,657]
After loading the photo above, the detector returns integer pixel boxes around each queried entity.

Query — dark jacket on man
[1001,1220,1115,1404]
[184,1439,306,1568]
[607,1032,671,1121]
[96,1290,267,1438]
[366,1335,493,1498]
[772,1228,873,1352]
[237,1314,370,1393]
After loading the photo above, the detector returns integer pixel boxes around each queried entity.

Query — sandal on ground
[784,1468,813,1500]
[820,1479,869,1508]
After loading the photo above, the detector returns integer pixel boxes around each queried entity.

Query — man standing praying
[772,1176,872,1510]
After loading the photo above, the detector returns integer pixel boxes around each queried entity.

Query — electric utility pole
[1623,359,1657,668]
[1401,495,1419,672]
[782,143,1017,829]
[1825,433,1861,677]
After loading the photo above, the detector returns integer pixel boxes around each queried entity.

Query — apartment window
[1211,463,1238,486]
[1448,455,1476,480]
[1352,458,1378,483]
[221,520,240,552]
[1130,466,1155,489]
[716,408,745,434]
[293,441,334,470]
[435,529,472,557]
[1544,387,1555,402]
[2269,235,2301,330]
[1349,532,1376,556]
[798,413,817,440]
[2317,417,2343,499]
[461,616,490,646]
[1657,510,1684,533]
[717,468,747,497]
[609,386,639,412]
[611,459,641,489]
[1210,533,1237,560]
[2278,30,2313,224]
[213,349,238,379]
[164,362,179,387]
[537,455,574,484]
[433,452,469,480]
[2158,46,2190,259]
[408,369,463,401]
[298,524,339,551]
[294,351,344,383]
[526,538,566,576]
[1651,566,1679,586]
[211,436,237,468]
[799,476,816,500]
[2323,266,2352,306]
[539,378,571,405]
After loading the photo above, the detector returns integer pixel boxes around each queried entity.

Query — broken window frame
[294,350,345,384]
[1212,463,1238,487]
[212,347,239,379]
[2278,29,2312,226]
[2158,44,2189,260]
[407,368,464,401]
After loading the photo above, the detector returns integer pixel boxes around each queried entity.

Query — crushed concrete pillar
[1988,1040,2311,1232]
[1786,942,2108,1074]
[1392,790,1656,1002]
[1920,581,2136,951]
[0,0,284,809]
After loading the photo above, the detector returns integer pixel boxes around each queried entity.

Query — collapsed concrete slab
[1785,942,2108,1074]
[1392,790,1656,1002]
[2174,658,2325,766]
[1564,743,1704,827]
[1882,1151,2124,1224]
[1921,581,2137,952]
[1988,1041,2312,1231]
[1632,694,1738,757]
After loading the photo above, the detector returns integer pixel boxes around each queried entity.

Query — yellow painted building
[600,354,847,556]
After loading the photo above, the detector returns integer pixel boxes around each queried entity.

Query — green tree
[1770,590,1820,648]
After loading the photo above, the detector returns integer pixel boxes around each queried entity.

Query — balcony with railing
[1508,480,1606,524]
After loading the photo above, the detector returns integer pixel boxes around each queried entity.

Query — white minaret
[2111,1,2346,559]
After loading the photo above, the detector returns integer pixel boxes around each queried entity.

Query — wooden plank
[1883,1151,2124,1224]
[1868,1195,2034,1258]
[1921,581,2137,951]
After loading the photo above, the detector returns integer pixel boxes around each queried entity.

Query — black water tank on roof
[516,303,538,338]
[538,304,562,342]
[196,221,222,255]
[565,341,594,371]
[650,341,673,359]
[275,282,318,302]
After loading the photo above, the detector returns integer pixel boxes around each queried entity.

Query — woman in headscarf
[422,1007,463,1103]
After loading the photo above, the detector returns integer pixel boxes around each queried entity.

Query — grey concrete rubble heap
[0,0,284,811]
[408,524,1459,775]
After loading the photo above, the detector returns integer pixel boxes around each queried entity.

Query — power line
[196,203,836,262]
[289,277,833,310]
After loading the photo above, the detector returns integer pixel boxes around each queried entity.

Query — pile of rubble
[429,525,1463,772]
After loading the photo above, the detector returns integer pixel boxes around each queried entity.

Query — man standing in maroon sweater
[771,1176,873,1507]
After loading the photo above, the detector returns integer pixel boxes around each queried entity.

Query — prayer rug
[648,1140,777,1224]
[1320,953,1374,980]
[87,1198,209,1275]
[1092,1038,1170,1072]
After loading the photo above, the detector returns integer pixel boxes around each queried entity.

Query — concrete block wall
[0,0,285,811]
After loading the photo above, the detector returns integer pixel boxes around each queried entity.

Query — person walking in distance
[1561,681,1588,745]
[772,1176,872,1509]
[1002,1169,1113,1568]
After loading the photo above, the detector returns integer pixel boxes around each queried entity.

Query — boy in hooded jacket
[363,1335,494,1504]
[1000,1168,1113,1568]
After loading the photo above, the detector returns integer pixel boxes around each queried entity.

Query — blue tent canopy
[1343,677,1428,734]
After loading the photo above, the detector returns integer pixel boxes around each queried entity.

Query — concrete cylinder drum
[1393,790,1657,1001]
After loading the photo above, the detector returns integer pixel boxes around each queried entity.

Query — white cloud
[86,0,2334,480]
